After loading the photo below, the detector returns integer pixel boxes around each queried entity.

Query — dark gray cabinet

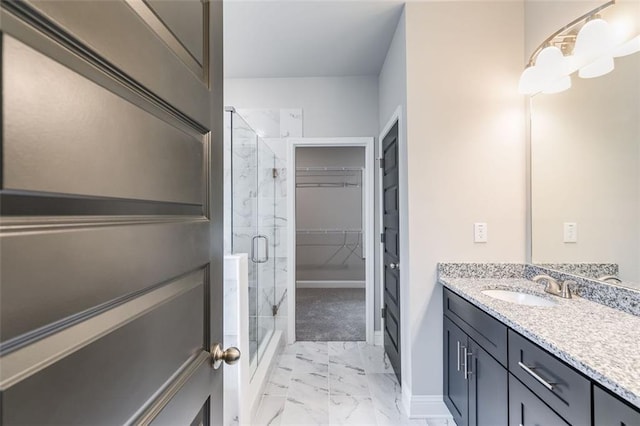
[509,374,569,426]
[468,340,508,426]
[444,317,469,426]
[443,289,508,426]
[594,385,640,426]
[509,330,591,426]
[443,287,640,426]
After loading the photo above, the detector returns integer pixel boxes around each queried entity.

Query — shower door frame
[286,137,375,344]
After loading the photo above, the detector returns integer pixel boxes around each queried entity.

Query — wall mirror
[529,1,640,289]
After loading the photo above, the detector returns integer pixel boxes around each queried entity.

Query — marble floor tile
[294,353,330,374]
[254,396,286,426]
[288,370,330,405]
[329,396,377,425]
[264,355,295,396]
[329,360,369,397]
[367,373,410,426]
[357,343,394,374]
[328,342,363,365]
[253,342,452,426]
[328,342,360,357]
[280,395,330,425]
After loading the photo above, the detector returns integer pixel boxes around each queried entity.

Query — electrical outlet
[474,223,488,243]
[564,222,578,243]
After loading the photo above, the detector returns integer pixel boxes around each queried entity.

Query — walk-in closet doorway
[286,138,375,344]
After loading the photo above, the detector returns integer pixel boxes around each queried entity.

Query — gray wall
[400,0,527,402]
[224,76,379,137]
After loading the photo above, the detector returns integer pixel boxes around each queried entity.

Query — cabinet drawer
[509,374,569,426]
[443,289,507,366]
[508,331,590,426]
[594,385,640,425]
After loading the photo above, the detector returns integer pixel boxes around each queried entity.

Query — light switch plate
[564,222,578,243]
[474,223,488,243]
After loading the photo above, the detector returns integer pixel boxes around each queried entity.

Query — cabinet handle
[464,347,473,380]
[518,361,555,390]
[456,341,461,371]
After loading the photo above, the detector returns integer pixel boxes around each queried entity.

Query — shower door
[230,113,276,375]
[256,141,277,366]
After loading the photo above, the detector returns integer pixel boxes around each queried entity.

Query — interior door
[381,121,401,382]
[0,1,228,424]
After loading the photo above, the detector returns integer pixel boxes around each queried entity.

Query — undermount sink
[481,289,558,307]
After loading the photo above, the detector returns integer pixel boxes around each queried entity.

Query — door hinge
[379,158,385,169]
[272,168,279,179]
[380,233,386,244]
[381,307,386,318]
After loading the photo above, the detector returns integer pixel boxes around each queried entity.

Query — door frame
[286,137,375,344]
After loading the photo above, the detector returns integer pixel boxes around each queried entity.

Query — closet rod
[296,229,361,234]
[296,167,363,172]
[295,183,360,188]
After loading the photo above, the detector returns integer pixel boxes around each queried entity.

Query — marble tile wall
[236,108,303,139]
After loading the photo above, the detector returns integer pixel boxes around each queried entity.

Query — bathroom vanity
[439,264,640,426]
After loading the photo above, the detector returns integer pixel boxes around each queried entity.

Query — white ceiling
[223,1,405,78]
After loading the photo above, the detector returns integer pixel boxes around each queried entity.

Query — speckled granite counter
[439,275,640,409]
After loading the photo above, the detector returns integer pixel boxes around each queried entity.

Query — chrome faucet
[598,275,622,284]
[532,274,573,299]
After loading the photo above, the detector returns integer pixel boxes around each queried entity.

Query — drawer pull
[457,341,461,371]
[518,361,555,390]
[463,347,473,380]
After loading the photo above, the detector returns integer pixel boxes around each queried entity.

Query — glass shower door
[256,140,276,365]
[230,112,277,377]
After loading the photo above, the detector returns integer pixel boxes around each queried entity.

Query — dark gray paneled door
[382,121,401,382]
[0,0,226,424]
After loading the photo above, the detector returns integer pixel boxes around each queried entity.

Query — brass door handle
[210,343,241,369]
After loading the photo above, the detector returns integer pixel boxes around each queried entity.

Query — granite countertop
[439,276,640,408]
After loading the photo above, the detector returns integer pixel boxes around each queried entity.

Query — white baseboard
[374,330,383,346]
[296,280,365,289]
[402,388,454,420]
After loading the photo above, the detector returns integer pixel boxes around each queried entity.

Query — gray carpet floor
[296,288,365,341]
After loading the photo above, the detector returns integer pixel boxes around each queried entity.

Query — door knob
[389,263,399,270]
[210,343,241,369]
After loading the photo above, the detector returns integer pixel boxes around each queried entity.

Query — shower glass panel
[256,141,276,365]
[229,111,277,377]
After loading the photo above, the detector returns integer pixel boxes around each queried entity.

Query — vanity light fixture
[519,0,639,95]
[613,34,640,57]
[573,17,615,78]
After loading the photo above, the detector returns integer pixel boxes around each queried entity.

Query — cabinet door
[594,385,640,426]
[468,340,507,426]
[509,374,569,426]
[444,317,469,426]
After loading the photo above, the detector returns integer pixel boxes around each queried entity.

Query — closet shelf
[296,167,363,188]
